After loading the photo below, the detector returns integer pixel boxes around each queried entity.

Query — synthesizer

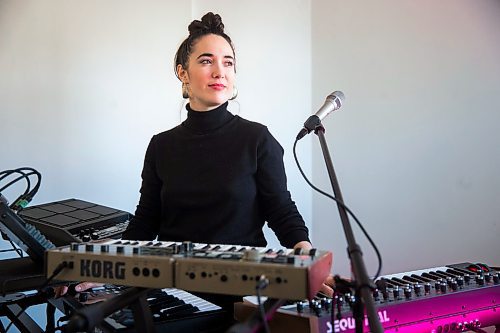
[53,285,229,333]
[235,262,500,333]
[18,199,131,246]
[46,239,333,300]
[105,288,228,332]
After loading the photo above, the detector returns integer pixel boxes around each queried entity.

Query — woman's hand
[53,282,104,298]
[319,274,335,297]
[293,241,313,252]
[293,241,336,297]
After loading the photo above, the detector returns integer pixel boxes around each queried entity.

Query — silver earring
[182,83,189,99]
[230,86,238,100]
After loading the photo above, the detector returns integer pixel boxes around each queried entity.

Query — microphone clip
[296,115,323,140]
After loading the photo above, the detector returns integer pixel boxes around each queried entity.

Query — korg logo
[80,260,126,279]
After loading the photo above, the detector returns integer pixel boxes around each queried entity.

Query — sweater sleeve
[122,136,161,240]
[256,127,310,248]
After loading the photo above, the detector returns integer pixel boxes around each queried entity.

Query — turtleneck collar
[182,102,234,134]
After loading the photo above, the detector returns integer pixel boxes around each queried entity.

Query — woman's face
[178,34,236,111]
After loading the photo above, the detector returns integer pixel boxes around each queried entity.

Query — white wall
[0,0,189,210]
[311,0,500,276]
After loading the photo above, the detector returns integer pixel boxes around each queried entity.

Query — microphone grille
[326,91,345,107]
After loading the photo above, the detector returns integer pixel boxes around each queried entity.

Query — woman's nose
[212,64,225,78]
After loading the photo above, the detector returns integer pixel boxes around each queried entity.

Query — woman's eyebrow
[196,53,234,60]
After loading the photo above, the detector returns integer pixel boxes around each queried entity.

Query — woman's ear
[177,64,188,83]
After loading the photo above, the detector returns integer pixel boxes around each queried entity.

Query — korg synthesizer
[46,239,333,300]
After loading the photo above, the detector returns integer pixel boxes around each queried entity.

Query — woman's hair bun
[188,12,225,36]
[174,12,235,78]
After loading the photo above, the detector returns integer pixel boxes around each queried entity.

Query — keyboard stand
[0,257,52,333]
[0,293,44,333]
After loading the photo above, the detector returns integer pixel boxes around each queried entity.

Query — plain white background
[1,0,499,329]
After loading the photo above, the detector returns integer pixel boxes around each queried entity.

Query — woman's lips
[209,84,226,90]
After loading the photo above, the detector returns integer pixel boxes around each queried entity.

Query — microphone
[296,91,345,140]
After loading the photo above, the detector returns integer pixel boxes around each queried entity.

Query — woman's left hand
[319,274,335,297]
[293,241,335,297]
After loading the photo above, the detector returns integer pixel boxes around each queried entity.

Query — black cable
[255,276,270,333]
[0,169,30,183]
[24,167,42,199]
[0,167,42,211]
[0,168,37,193]
[293,139,383,279]
[14,168,42,211]
[0,170,32,201]
[39,261,70,291]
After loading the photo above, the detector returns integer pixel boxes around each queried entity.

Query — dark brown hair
[174,12,235,80]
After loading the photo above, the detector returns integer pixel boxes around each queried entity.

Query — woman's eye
[225,61,234,67]
[200,59,212,64]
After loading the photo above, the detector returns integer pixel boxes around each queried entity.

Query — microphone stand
[313,124,384,333]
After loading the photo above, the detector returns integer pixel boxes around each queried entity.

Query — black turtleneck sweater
[123,102,309,248]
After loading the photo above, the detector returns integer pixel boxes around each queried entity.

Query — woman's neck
[188,100,228,112]
[183,102,233,133]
